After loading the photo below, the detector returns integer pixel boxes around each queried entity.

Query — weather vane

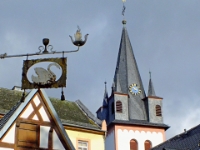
[122,0,126,16]
[0,26,89,101]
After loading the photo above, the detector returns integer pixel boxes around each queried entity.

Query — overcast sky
[1,0,200,140]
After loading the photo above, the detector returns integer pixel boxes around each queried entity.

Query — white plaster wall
[39,107,50,122]
[20,103,33,118]
[33,95,40,106]
[33,114,39,120]
[2,123,15,143]
[117,129,163,150]
[53,130,65,150]
[105,130,115,150]
[40,126,50,148]
[0,148,14,150]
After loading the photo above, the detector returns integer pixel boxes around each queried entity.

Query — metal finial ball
[43,38,49,46]
[122,20,127,25]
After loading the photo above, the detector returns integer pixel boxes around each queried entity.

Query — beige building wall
[66,129,105,150]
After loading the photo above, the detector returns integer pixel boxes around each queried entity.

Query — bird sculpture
[31,63,60,85]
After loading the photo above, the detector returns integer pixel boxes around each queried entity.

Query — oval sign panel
[22,58,67,89]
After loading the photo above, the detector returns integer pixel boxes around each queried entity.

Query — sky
[1,0,200,140]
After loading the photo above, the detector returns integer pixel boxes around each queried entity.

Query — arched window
[116,100,122,113]
[130,139,138,150]
[111,102,114,114]
[156,105,162,116]
[144,140,152,150]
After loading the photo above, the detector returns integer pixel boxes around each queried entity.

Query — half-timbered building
[0,87,105,150]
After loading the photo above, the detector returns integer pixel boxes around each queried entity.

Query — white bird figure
[31,63,60,85]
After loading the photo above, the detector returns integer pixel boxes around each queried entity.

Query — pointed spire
[113,23,145,97]
[148,71,156,96]
[103,81,108,106]
[113,22,147,120]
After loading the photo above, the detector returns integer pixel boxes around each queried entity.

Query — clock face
[129,83,141,95]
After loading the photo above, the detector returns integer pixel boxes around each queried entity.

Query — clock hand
[133,87,137,90]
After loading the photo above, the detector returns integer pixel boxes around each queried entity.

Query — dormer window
[156,105,162,116]
[116,101,122,113]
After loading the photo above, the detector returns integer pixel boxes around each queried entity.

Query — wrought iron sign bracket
[0,26,88,102]
[0,26,89,59]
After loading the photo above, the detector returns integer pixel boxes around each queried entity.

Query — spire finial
[149,71,152,79]
[122,0,127,25]
[104,81,107,93]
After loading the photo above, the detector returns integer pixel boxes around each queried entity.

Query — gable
[0,87,100,130]
[0,89,75,150]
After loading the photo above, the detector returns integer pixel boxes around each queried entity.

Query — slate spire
[148,71,156,96]
[113,20,147,120]
[103,81,108,106]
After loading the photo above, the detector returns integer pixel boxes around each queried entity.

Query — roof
[111,119,169,130]
[0,87,100,130]
[148,78,156,96]
[152,124,200,150]
[113,24,147,120]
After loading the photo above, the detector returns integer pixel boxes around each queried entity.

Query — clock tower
[96,20,169,150]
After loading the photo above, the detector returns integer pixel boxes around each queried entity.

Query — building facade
[97,20,169,150]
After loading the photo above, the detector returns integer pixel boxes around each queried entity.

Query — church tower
[96,20,169,150]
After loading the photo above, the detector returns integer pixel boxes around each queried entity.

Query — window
[78,141,88,150]
[156,105,162,116]
[144,140,152,150]
[111,102,114,114]
[116,100,122,113]
[130,139,138,150]
[16,121,39,149]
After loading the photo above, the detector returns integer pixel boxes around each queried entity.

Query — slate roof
[152,124,200,150]
[0,87,100,130]
[111,119,169,130]
[113,21,147,120]
[0,101,21,129]
[148,78,156,96]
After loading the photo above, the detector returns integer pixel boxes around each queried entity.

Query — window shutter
[156,105,162,116]
[130,139,138,150]
[16,122,39,149]
[144,140,152,150]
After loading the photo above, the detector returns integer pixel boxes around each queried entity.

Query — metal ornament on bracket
[0,26,89,59]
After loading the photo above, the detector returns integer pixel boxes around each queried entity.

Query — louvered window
[144,140,152,150]
[130,139,138,150]
[156,105,162,116]
[116,101,122,113]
